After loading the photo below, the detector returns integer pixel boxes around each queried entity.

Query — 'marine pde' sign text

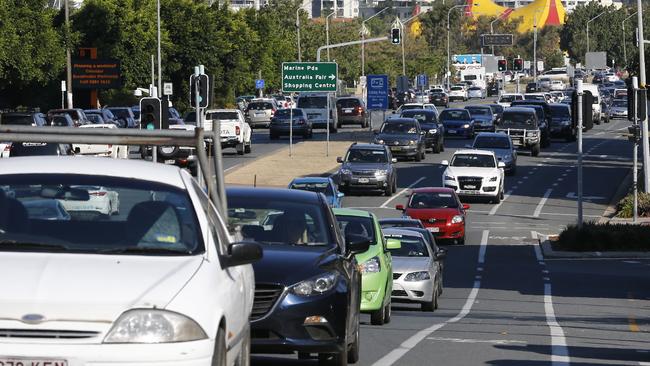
[282,62,338,92]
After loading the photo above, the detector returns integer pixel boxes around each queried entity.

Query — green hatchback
[334,208,400,325]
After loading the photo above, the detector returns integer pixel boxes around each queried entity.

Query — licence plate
[448,130,456,134]
[164,159,175,164]
[464,185,476,189]
[0,359,67,366]
[308,114,319,119]
[428,227,440,233]
[358,178,369,183]
[391,146,401,151]
[221,130,229,135]
[255,112,264,116]
[344,108,353,113]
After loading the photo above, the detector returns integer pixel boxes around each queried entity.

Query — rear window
[440,110,469,120]
[337,99,361,108]
[247,102,274,110]
[550,105,571,117]
[298,96,328,109]
[1,114,33,126]
[207,112,239,120]
[275,109,303,117]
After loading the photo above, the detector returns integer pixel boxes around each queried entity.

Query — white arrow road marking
[426,337,526,345]
[566,192,606,200]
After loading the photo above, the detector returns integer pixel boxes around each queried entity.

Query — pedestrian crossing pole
[576,79,584,229]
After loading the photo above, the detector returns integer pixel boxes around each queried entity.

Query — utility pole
[637,0,650,192]
[576,79,584,228]
[447,5,466,90]
[326,11,335,62]
[297,8,302,62]
[633,77,640,223]
[64,0,73,108]
[157,0,162,99]
[622,12,637,68]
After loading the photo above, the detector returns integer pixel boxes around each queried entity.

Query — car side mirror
[420,131,425,135]
[386,238,401,250]
[463,203,470,210]
[337,192,345,198]
[435,248,447,261]
[395,204,405,211]
[223,242,263,268]
[336,157,343,163]
[346,235,371,255]
[498,161,506,169]
[441,160,449,166]
[391,158,397,163]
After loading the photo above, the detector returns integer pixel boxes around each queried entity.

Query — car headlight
[444,174,455,181]
[340,168,351,175]
[489,176,498,182]
[451,215,464,224]
[463,124,470,128]
[404,271,430,282]
[409,140,417,145]
[103,309,207,344]
[290,272,339,297]
[360,257,381,273]
[428,128,438,134]
[502,154,512,162]
[375,170,388,177]
[375,139,385,144]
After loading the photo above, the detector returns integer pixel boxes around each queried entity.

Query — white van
[581,83,602,124]
[296,93,338,132]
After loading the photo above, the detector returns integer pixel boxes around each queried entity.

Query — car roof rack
[0,125,228,219]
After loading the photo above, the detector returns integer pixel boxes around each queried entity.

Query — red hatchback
[396,187,469,244]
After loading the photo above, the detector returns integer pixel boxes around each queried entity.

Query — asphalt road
[228,98,650,366]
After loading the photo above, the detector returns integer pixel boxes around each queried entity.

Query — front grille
[458,176,483,191]
[499,128,525,137]
[427,218,446,224]
[0,329,99,339]
[251,284,284,321]
[393,272,402,280]
[392,290,408,296]
[352,170,376,177]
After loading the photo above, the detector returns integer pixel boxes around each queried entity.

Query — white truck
[460,67,486,89]
[205,109,252,155]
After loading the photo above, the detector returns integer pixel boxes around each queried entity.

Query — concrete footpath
[225,140,352,187]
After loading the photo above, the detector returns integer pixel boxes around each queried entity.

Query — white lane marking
[523,176,529,180]
[380,177,426,208]
[532,231,543,261]
[372,230,489,366]
[488,190,512,216]
[566,192,606,200]
[533,189,553,218]
[565,169,571,172]
[557,178,563,181]
[511,186,518,190]
[552,183,559,187]
[478,230,489,264]
[427,337,526,345]
[600,154,608,159]
[224,164,241,173]
[562,173,567,177]
[545,283,571,366]
[517,181,524,184]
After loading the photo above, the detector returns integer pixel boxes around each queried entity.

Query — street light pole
[361,7,389,77]
[586,11,607,55]
[297,8,302,62]
[533,9,543,82]
[64,0,73,108]
[447,5,467,90]
[326,11,336,62]
[636,0,650,192]
[622,12,637,68]
[157,0,162,98]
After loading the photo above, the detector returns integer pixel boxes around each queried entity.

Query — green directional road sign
[282,62,338,92]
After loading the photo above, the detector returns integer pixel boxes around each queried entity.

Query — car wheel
[347,319,360,364]
[370,304,386,325]
[433,143,441,154]
[458,235,465,245]
[244,141,252,154]
[421,291,436,312]
[415,151,422,162]
[493,191,501,204]
[392,179,397,193]
[384,184,392,196]
[236,327,251,366]
[500,188,505,200]
[421,150,426,160]
[438,273,444,295]
[157,146,179,159]
[210,329,227,366]
[237,143,245,155]
[383,300,392,324]
[531,143,540,157]
[440,140,445,152]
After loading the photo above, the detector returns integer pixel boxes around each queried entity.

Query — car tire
[415,151,422,162]
[531,143,540,157]
[383,301,392,324]
[392,179,397,194]
[493,192,501,204]
[244,141,252,154]
[237,143,245,155]
[500,188,505,200]
[211,329,227,366]
[421,291,436,312]
[347,319,360,364]
[157,146,178,159]
[438,273,444,295]
[421,150,426,160]
[440,141,445,152]
[370,305,386,326]
[384,184,392,196]
[433,143,441,154]
[458,235,466,245]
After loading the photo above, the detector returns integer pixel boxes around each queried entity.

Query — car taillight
[235,126,241,135]
[90,191,107,196]
[356,106,363,115]
[271,109,276,116]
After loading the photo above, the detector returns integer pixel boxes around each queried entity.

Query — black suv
[510,100,552,147]
[400,109,445,153]
[373,118,426,161]
[337,143,397,196]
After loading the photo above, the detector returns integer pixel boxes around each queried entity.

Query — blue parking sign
[366,75,388,110]
[255,79,265,89]
[417,74,428,87]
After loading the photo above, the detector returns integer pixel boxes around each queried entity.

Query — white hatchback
[0,156,260,366]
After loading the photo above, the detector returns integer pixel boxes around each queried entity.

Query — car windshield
[499,95,516,103]
[51,116,70,127]
[408,192,458,209]
[386,235,429,257]
[336,215,375,243]
[465,107,491,115]
[501,112,537,128]
[108,108,131,119]
[401,111,437,124]
[275,109,303,118]
[489,105,504,113]
[0,174,203,255]
[227,198,331,246]
[290,182,332,196]
[451,154,495,168]
[440,110,469,120]
[298,96,327,109]
[525,95,546,101]
[612,100,627,107]
[346,148,387,163]
[551,106,571,117]
[381,121,418,134]
[400,105,423,111]
[184,112,196,124]
[473,136,510,149]
[86,114,104,124]
[337,99,360,108]
[247,102,273,110]
[451,87,463,91]
[207,112,239,120]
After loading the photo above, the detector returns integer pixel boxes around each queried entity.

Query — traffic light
[391,27,401,44]
[628,88,647,121]
[190,74,209,108]
[498,59,507,72]
[571,91,594,131]
[628,124,641,143]
[513,58,523,72]
[140,97,161,130]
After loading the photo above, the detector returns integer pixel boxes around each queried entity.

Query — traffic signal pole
[576,79,584,228]
[194,67,203,187]
[636,0,650,193]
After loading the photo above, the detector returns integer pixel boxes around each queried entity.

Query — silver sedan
[385,228,445,312]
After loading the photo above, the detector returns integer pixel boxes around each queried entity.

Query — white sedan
[0,156,259,365]
[441,149,505,203]
[74,124,128,158]
[58,185,120,217]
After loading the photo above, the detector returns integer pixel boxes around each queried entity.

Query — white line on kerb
[371,230,489,366]
[488,190,512,216]
[545,283,571,366]
[534,189,553,218]
[380,177,426,208]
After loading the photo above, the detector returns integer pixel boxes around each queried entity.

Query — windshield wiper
[0,240,70,251]
[97,247,192,255]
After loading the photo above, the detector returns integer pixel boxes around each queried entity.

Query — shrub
[557,222,650,251]
[616,192,650,218]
